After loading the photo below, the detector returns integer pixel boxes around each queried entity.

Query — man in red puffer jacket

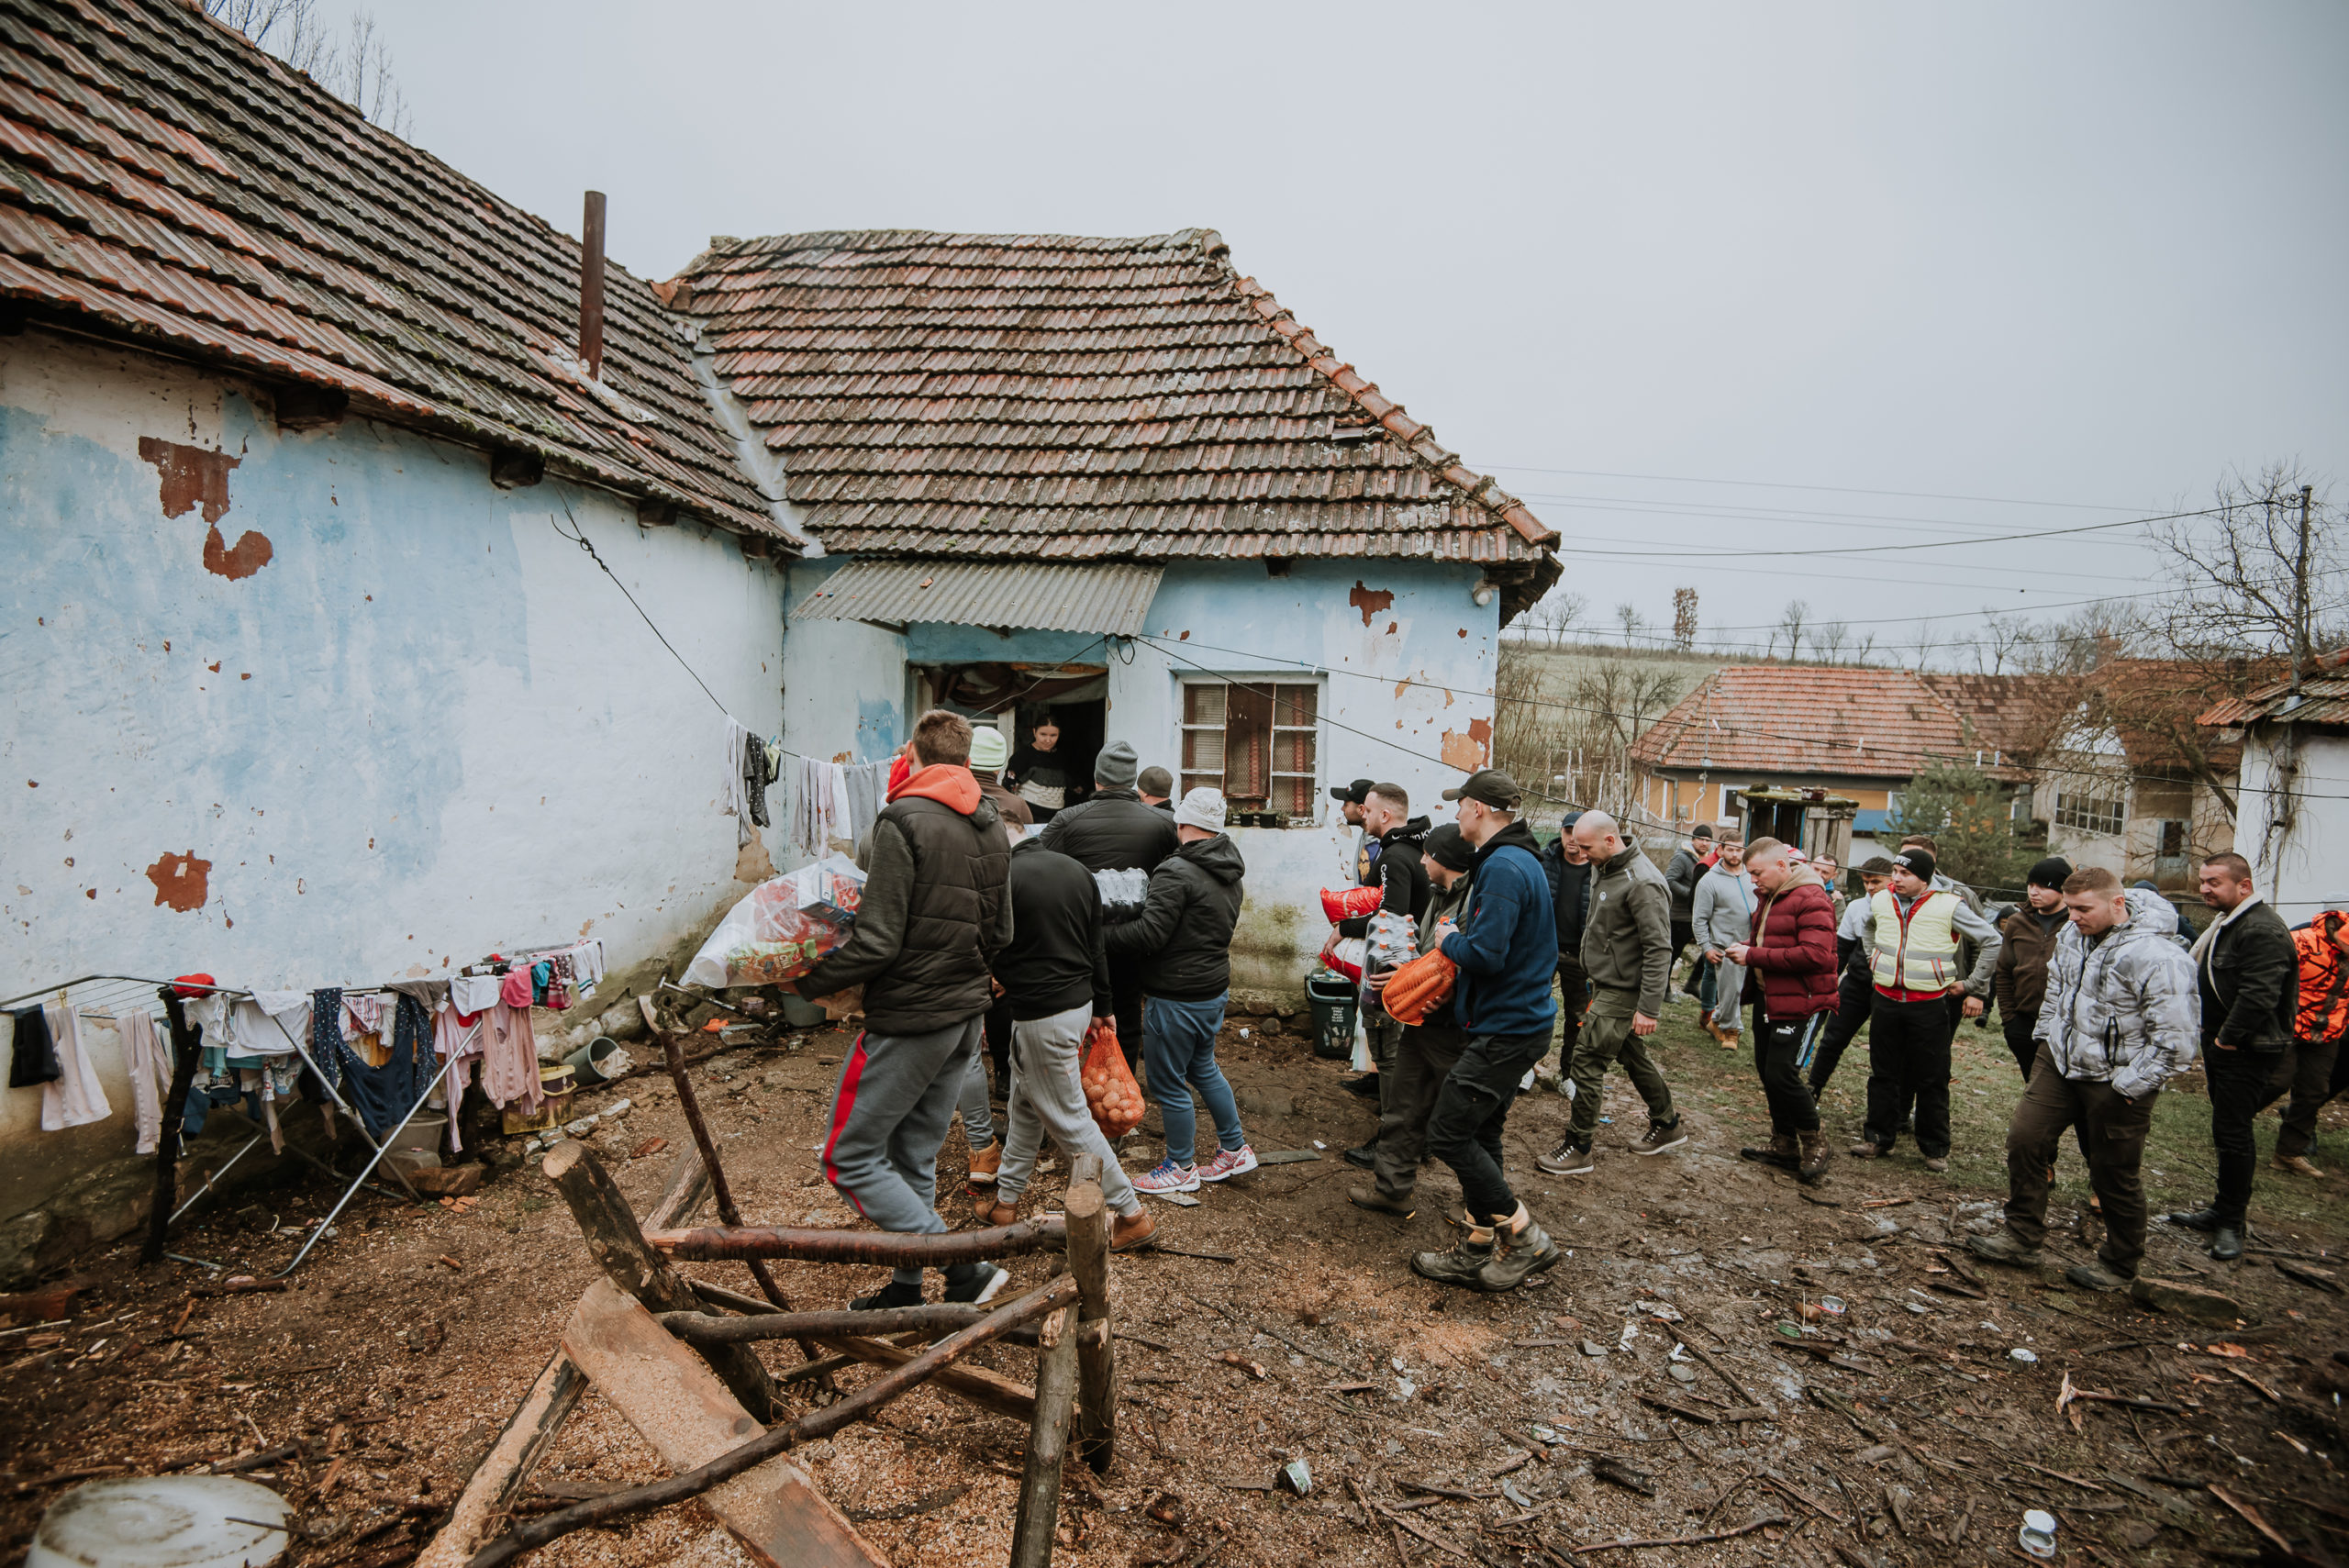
[1725,839,1840,1184]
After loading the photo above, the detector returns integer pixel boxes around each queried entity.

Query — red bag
[1320,885,1383,924]
[1080,1018,1145,1139]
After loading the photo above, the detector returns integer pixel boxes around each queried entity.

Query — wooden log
[418,1146,714,1568]
[561,1278,882,1568]
[662,1305,1011,1342]
[542,1140,782,1422]
[1009,1305,1081,1568]
[1064,1152,1117,1474]
[468,1275,1077,1568]
[647,1216,1066,1265]
[806,1333,1038,1424]
[144,986,204,1264]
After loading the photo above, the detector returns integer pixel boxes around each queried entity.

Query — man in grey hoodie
[1691,834,1754,1045]
[1969,868,2198,1290]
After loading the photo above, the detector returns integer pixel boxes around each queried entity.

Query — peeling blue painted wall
[1,333,789,1209]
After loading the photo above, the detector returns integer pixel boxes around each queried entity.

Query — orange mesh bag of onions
[1080,1017,1146,1140]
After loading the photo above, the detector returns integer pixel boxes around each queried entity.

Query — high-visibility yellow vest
[1869,888,1962,995]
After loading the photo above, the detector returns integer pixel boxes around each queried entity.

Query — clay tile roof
[1919,672,2073,761]
[0,0,780,539]
[662,228,1558,573]
[2198,647,2349,730]
[1631,665,2008,781]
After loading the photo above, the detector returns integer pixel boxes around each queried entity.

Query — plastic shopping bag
[1320,885,1383,925]
[1318,931,1368,984]
[1080,1017,1145,1139]
[685,855,866,988]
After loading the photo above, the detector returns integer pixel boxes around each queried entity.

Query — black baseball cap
[1441,769,1523,810]
[1329,777,1375,805]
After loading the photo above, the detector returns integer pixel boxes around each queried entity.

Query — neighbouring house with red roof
[1627,665,2029,849]
[2200,649,2349,919]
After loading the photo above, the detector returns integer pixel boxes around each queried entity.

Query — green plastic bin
[1306,970,1358,1061]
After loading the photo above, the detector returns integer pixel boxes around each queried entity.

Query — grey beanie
[1093,740,1139,789]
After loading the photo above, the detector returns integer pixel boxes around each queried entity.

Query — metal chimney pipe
[578,190,607,380]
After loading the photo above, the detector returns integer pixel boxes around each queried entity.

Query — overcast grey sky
[344,1,2346,654]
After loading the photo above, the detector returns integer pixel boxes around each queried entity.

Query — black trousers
[2277,1036,2349,1159]
[1368,1023,1471,1202]
[1107,954,1147,1070]
[1553,954,1588,1068]
[1806,960,1875,1094]
[1752,1006,1823,1133]
[2207,1044,2292,1225]
[1863,995,1954,1158]
[1426,1029,1550,1220]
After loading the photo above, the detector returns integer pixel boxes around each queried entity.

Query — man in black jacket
[1039,740,1181,1066]
[2166,852,2299,1261]
[1536,811,1594,1083]
[800,710,1014,1308]
[1664,824,1713,995]
[1108,788,1255,1194]
[1339,785,1433,1143]
[975,840,1156,1251]
[1351,823,1477,1218]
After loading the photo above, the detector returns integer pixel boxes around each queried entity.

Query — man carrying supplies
[800,710,1014,1309]
[1409,770,1563,1293]
[1349,823,1478,1219]
[1969,868,2197,1291]
[1339,784,1432,1163]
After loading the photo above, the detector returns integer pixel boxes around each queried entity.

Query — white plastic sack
[685,855,867,988]
[1095,866,1149,925]
[1319,932,1368,984]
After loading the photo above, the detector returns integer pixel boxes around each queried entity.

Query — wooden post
[542,1139,782,1422]
[1008,1305,1080,1568]
[1064,1152,1117,1473]
[142,985,204,1264]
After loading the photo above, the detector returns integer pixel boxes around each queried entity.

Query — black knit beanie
[2026,856,2073,892]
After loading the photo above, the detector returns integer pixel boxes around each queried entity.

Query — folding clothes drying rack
[0,973,450,1277]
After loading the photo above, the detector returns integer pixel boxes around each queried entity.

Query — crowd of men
[787,707,2349,1306]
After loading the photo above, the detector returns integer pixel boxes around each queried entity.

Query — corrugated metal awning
[791,560,1164,636]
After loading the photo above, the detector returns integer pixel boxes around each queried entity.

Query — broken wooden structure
[419,1130,1121,1568]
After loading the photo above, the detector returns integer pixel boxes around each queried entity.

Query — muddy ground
[3,997,2345,1568]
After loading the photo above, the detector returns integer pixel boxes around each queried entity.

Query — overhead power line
[1481,463,2153,514]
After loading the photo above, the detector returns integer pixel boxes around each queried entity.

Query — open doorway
[918,661,1107,822]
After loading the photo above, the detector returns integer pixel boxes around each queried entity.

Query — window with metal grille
[2054,791,2124,836]
[1180,679,1320,820]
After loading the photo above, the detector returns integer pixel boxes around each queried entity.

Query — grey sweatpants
[957,1051,996,1149]
[997,1002,1141,1218]
[822,1016,983,1284]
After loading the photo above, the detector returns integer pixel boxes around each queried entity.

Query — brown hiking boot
[966,1140,1003,1184]
[976,1195,1018,1227]
[1847,1140,1888,1159]
[1739,1132,1798,1169]
[1348,1186,1416,1218]
[2275,1153,2325,1178]
[1110,1208,1158,1252]
[1796,1129,1831,1184]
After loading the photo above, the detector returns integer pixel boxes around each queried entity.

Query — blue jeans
[1143,993,1245,1167]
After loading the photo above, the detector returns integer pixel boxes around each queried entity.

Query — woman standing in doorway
[1005,713,1074,823]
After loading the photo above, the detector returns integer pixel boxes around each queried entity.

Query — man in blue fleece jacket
[1409,769,1564,1293]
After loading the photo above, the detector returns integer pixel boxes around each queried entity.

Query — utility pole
[2290,482,2313,701]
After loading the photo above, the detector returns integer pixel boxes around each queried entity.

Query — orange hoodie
[888,762,981,815]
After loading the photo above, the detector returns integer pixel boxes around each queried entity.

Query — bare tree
[2153,462,2343,665]
[206,0,414,137]
[1907,620,1941,671]
[1967,610,2032,674]
[1541,592,1588,650]
[1815,620,1852,663]
[1612,601,1647,647]
[1671,586,1699,651]
[1773,598,1810,662]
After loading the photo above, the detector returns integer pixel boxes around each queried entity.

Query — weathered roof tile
[665,228,1559,568]
[0,0,779,537]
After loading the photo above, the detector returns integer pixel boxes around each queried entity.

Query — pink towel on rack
[480,1003,541,1113]
[499,968,534,1009]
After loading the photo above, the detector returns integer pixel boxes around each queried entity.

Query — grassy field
[1620,986,2349,1249]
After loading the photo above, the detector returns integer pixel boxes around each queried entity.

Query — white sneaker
[1197,1145,1258,1183]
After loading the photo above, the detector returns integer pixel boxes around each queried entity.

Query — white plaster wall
[2239,728,2349,921]
[2,333,787,1211]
